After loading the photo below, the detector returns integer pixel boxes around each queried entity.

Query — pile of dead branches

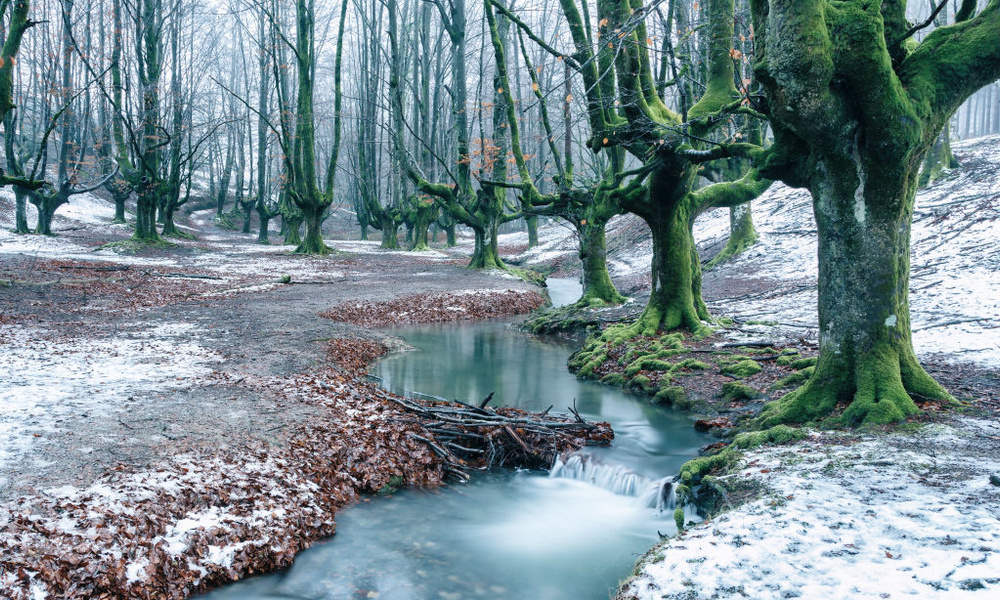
[385,392,614,475]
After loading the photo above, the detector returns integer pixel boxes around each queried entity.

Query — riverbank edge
[613,411,1000,599]
[0,286,585,600]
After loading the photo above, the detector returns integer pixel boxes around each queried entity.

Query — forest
[1,0,999,598]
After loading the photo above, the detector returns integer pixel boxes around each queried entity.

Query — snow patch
[625,417,1000,600]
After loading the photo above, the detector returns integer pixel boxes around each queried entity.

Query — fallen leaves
[320,289,546,328]
[0,339,606,599]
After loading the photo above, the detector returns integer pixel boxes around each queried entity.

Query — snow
[0,323,221,478]
[625,417,1000,599]
[156,506,232,554]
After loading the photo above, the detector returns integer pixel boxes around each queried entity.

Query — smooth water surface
[203,282,707,600]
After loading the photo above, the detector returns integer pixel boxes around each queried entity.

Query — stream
[202,280,708,600]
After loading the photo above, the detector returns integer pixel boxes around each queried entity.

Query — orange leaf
[602,137,609,145]
[599,17,609,27]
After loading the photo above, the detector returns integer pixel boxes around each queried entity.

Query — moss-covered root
[679,425,807,487]
[761,346,953,427]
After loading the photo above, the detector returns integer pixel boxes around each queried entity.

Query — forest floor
[1,135,999,599]
[0,200,589,598]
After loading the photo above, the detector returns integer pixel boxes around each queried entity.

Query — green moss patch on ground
[566,323,819,422]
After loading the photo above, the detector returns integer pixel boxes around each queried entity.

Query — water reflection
[201,317,706,600]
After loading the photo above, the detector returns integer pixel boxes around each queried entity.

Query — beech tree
[544,0,771,332]
[750,0,1000,425]
[487,1,635,305]
[406,0,518,270]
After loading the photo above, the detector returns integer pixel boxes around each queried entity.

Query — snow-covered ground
[0,323,221,493]
[623,416,1000,599]
[509,135,1000,368]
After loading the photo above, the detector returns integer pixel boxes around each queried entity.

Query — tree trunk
[577,220,625,305]
[445,222,456,246]
[297,205,328,254]
[283,215,303,246]
[257,213,271,244]
[468,221,504,269]
[32,199,55,236]
[161,203,181,236]
[242,202,253,234]
[111,182,130,224]
[762,158,950,427]
[526,215,539,247]
[706,202,758,268]
[918,123,960,187]
[13,188,30,233]
[628,161,705,334]
[380,213,400,249]
[410,202,434,251]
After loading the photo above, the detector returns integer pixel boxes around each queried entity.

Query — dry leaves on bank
[320,289,546,327]
[0,338,606,600]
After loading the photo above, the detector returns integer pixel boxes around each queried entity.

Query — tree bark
[577,219,625,305]
[763,156,945,426]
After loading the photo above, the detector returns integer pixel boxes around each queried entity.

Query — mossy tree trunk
[133,0,162,243]
[764,156,943,425]
[751,0,1000,425]
[918,123,960,187]
[526,215,539,247]
[380,212,401,249]
[110,182,131,224]
[444,221,456,246]
[577,218,625,305]
[12,188,30,233]
[631,160,704,333]
[409,196,436,251]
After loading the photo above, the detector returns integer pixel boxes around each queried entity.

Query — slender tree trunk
[526,215,539,247]
[706,202,758,268]
[13,188,30,233]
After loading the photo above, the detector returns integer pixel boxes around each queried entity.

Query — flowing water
[202,280,708,600]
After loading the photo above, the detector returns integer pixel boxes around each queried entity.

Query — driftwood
[387,392,613,479]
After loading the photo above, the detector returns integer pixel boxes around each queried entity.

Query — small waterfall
[549,454,677,511]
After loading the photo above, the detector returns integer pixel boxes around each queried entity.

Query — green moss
[674,507,685,531]
[733,425,807,449]
[790,357,817,370]
[776,353,800,366]
[680,450,738,486]
[676,358,711,371]
[377,475,405,495]
[630,374,656,394]
[720,359,762,378]
[721,381,761,401]
[506,266,547,286]
[654,385,688,406]
[99,239,177,254]
[600,373,627,386]
[746,320,778,326]
[771,366,815,390]
[624,358,674,377]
